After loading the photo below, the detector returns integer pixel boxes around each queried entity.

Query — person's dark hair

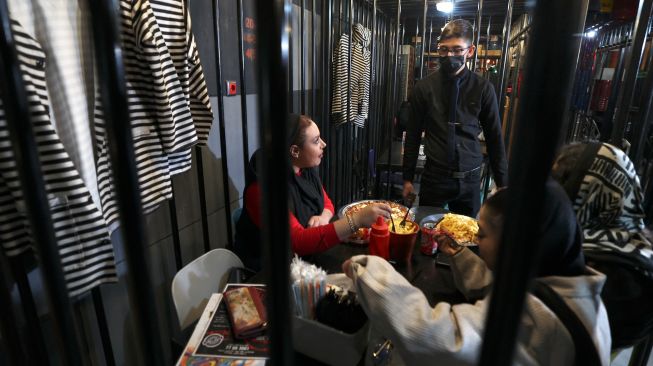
[289,114,314,147]
[440,19,474,45]
[480,181,585,277]
[551,143,586,186]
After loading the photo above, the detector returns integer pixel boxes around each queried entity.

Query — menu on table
[177,284,269,366]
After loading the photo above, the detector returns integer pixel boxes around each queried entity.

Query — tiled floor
[611,347,653,366]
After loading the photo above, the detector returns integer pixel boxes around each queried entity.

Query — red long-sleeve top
[244,181,340,256]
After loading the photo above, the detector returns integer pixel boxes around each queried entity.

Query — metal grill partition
[479,0,590,363]
[0,0,417,363]
[0,0,84,364]
[312,0,399,209]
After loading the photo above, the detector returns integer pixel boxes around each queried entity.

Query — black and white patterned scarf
[571,143,653,277]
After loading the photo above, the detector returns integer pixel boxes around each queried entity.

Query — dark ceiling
[376,0,534,39]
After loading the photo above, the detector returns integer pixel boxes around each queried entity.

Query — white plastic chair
[171,248,244,330]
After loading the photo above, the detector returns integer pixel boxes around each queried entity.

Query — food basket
[338,200,415,244]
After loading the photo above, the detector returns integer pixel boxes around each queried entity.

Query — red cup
[389,221,419,262]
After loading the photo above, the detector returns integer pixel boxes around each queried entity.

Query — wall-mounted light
[436,1,454,13]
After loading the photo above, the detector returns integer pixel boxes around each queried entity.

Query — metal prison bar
[479,0,591,364]
[0,254,26,365]
[611,0,653,147]
[87,0,165,364]
[255,0,293,364]
[0,0,84,364]
[212,0,234,249]
[496,0,514,121]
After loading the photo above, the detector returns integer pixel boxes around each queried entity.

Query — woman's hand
[353,204,392,228]
[342,259,354,279]
[307,214,330,227]
[435,232,463,256]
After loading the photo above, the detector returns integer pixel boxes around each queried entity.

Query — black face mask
[440,55,466,76]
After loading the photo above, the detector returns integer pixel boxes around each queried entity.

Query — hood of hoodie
[353,23,371,49]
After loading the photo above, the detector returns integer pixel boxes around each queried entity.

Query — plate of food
[338,200,414,244]
[420,212,479,246]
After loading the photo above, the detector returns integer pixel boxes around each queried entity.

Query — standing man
[402,19,507,217]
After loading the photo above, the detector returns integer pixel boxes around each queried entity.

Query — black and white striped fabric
[95,0,213,228]
[573,143,653,276]
[0,19,117,298]
[331,23,371,128]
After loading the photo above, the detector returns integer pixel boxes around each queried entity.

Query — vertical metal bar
[301,0,306,114]
[479,0,590,364]
[375,16,385,196]
[323,0,333,193]
[602,47,627,138]
[415,17,419,63]
[611,0,653,145]
[195,147,212,252]
[212,0,234,248]
[336,0,343,206]
[0,257,26,365]
[236,0,250,171]
[364,0,376,196]
[485,16,491,78]
[254,0,293,364]
[503,41,523,146]
[87,0,164,363]
[386,17,397,197]
[496,0,514,118]
[420,0,427,79]
[630,35,653,166]
[91,289,116,366]
[628,336,653,366]
[473,0,484,72]
[346,0,353,204]
[328,0,336,200]
[385,16,399,198]
[311,0,316,119]
[9,257,48,364]
[388,18,403,198]
[427,19,432,73]
[289,0,295,113]
[0,0,83,364]
[168,193,183,269]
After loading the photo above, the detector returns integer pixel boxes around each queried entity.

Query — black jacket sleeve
[479,83,508,187]
[402,85,426,182]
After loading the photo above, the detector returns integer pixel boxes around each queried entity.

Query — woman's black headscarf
[488,179,585,277]
[286,114,324,227]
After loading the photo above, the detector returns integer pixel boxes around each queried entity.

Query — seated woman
[343,180,611,365]
[552,142,653,348]
[235,114,391,270]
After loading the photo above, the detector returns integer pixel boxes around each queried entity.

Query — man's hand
[402,181,414,200]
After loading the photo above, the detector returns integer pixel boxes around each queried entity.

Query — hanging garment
[331,23,371,128]
[0,19,116,298]
[150,0,213,175]
[95,0,214,229]
[7,0,101,212]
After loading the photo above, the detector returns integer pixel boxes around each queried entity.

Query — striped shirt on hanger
[95,0,213,229]
[331,23,371,128]
[0,19,117,298]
